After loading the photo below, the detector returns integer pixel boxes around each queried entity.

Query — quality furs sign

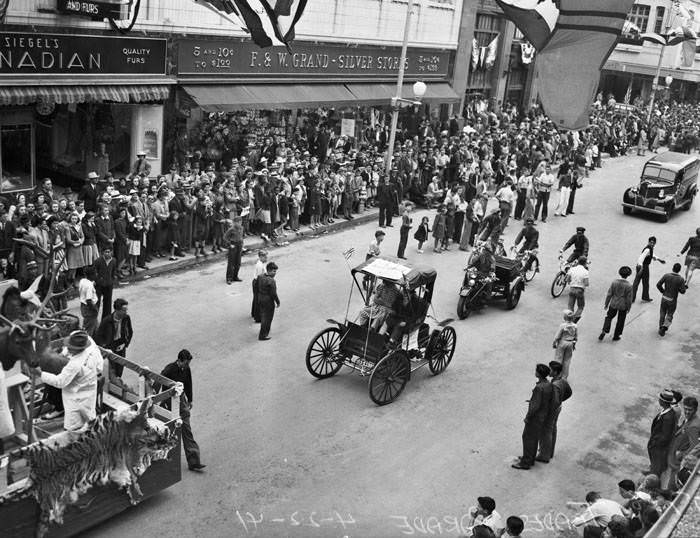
[0,32,167,76]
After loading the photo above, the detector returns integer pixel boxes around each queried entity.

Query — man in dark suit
[95,204,115,254]
[513,363,553,470]
[257,262,280,341]
[537,361,572,462]
[666,396,700,490]
[599,266,633,341]
[0,209,16,265]
[93,247,118,320]
[647,390,677,477]
[78,172,100,213]
[94,298,133,378]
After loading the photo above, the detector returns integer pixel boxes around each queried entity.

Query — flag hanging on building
[0,0,9,24]
[495,0,636,130]
[484,35,499,68]
[471,38,480,70]
[194,0,307,49]
[479,46,487,68]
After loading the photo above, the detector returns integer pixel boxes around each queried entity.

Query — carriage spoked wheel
[306,327,345,379]
[550,271,567,298]
[427,326,457,375]
[368,350,411,405]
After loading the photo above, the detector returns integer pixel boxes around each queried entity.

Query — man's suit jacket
[79,183,99,212]
[95,313,133,352]
[605,278,633,311]
[0,221,16,256]
[648,408,676,449]
[525,379,553,423]
[669,414,700,461]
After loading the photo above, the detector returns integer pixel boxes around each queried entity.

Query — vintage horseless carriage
[305,258,456,405]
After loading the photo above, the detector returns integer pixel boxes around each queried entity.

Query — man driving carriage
[468,242,496,301]
[356,278,401,330]
[384,286,431,348]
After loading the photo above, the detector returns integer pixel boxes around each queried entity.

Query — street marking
[624,310,647,327]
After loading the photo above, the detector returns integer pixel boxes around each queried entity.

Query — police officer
[257,262,280,341]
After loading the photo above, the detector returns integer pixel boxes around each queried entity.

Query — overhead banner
[0,32,167,76]
[177,38,452,81]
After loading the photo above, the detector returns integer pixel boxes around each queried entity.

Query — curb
[118,209,381,285]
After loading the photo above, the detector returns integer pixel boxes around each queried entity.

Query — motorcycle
[457,267,495,319]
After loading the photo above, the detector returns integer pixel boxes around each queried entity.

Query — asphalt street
[81,152,700,538]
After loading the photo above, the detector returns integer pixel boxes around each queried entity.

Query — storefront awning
[0,85,171,106]
[345,82,460,105]
[182,84,360,111]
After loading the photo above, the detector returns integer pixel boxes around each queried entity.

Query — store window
[0,123,34,193]
[627,4,650,33]
[653,6,666,34]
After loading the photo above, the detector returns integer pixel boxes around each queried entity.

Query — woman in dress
[126,215,144,274]
[64,212,85,282]
[192,188,212,259]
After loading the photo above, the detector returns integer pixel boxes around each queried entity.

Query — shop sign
[0,32,167,76]
[177,39,451,81]
[56,0,125,20]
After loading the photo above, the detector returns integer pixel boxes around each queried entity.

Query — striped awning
[0,85,171,106]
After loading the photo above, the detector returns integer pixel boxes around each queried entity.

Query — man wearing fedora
[33,330,104,432]
[79,172,100,213]
[512,363,553,470]
[647,390,677,477]
[129,150,151,180]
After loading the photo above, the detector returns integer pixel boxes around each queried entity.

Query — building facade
[0,0,466,193]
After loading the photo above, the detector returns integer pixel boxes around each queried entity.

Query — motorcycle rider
[478,208,503,250]
[560,226,589,264]
[468,241,496,303]
[513,218,539,272]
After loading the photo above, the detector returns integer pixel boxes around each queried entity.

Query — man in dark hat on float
[31,330,103,431]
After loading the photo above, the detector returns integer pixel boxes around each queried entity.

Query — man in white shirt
[534,163,555,222]
[33,330,104,432]
[251,250,268,323]
[495,178,517,230]
[566,256,589,322]
[78,267,99,337]
[571,491,624,534]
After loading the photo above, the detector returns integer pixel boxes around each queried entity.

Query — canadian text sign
[177,39,451,81]
[0,32,167,76]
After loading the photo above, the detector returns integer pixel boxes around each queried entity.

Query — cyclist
[561,226,589,264]
[513,218,539,272]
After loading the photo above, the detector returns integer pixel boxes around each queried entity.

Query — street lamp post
[384,0,427,176]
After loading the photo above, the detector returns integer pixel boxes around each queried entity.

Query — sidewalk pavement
[115,208,381,286]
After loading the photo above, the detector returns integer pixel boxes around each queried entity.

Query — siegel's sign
[177,39,451,81]
[0,32,167,76]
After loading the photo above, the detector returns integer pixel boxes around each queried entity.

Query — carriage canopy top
[351,258,437,290]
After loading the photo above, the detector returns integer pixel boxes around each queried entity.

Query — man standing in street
[666,396,700,490]
[599,266,633,341]
[257,262,280,341]
[94,298,133,378]
[537,361,572,463]
[512,363,552,470]
[566,256,589,323]
[93,246,117,320]
[495,177,516,230]
[647,390,677,477]
[679,227,700,284]
[656,262,687,336]
[161,349,206,472]
[251,250,267,322]
[633,236,665,302]
[223,216,244,284]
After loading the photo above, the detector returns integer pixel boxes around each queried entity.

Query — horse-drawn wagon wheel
[305,327,344,379]
[368,350,410,405]
[426,326,456,375]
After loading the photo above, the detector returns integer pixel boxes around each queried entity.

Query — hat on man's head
[67,330,91,352]
[87,171,99,180]
[129,189,138,195]
[576,226,586,232]
[137,150,147,156]
[26,260,37,269]
[535,363,551,377]
[175,187,184,194]
[659,390,675,404]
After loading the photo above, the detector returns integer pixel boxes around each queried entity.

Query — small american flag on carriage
[342,248,355,261]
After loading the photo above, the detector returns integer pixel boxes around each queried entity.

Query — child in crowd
[552,309,578,379]
[432,205,446,253]
[166,210,181,261]
[396,202,413,260]
[363,229,385,289]
[126,215,143,274]
[414,216,430,254]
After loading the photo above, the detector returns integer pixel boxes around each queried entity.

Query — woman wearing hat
[32,330,103,431]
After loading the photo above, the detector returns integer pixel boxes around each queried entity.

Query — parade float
[0,248,182,537]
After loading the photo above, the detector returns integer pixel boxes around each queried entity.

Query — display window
[0,122,34,193]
